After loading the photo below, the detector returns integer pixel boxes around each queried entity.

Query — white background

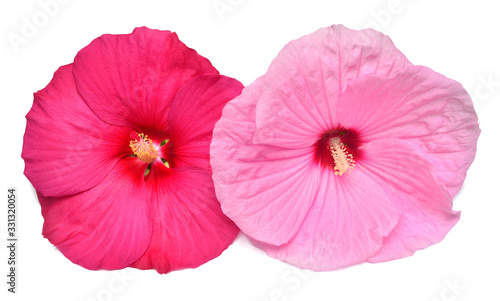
[1,0,499,300]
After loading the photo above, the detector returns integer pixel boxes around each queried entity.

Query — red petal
[22,64,133,197]
[40,157,151,270]
[73,27,218,132]
[131,163,239,273]
[164,75,243,169]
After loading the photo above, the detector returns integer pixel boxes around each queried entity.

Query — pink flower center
[129,132,158,164]
[314,129,362,175]
[328,136,355,176]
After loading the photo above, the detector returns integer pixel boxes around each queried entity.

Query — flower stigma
[329,137,355,176]
[130,132,158,163]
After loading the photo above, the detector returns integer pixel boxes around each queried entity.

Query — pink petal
[39,157,151,270]
[73,27,218,132]
[211,77,321,245]
[252,168,400,271]
[355,138,460,262]
[338,66,480,196]
[131,163,239,273]
[22,64,133,197]
[253,25,412,148]
[164,75,243,170]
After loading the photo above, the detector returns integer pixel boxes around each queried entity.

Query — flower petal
[131,163,239,273]
[39,157,151,270]
[164,75,243,170]
[252,167,401,271]
[73,27,218,131]
[253,24,412,148]
[22,64,133,197]
[211,77,320,246]
[355,138,460,262]
[337,66,480,196]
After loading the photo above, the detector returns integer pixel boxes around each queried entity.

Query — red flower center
[129,131,173,172]
[129,132,159,163]
[314,128,363,175]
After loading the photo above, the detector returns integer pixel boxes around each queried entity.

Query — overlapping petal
[338,66,480,196]
[22,64,133,197]
[253,24,412,148]
[131,163,239,273]
[252,168,401,271]
[165,75,244,170]
[212,78,321,245]
[357,138,460,262]
[39,157,151,270]
[73,27,218,132]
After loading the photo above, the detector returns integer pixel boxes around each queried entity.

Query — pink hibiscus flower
[210,25,480,271]
[22,27,242,273]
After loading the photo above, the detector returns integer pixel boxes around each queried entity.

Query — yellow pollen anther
[329,137,355,176]
[130,133,158,163]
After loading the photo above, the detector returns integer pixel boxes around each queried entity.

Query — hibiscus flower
[22,27,242,273]
[210,25,480,271]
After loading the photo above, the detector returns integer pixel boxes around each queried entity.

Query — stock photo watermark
[7,0,71,53]
[255,267,312,301]
[6,187,18,294]
[84,270,135,301]
[470,73,499,111]
[213,0,244,21]
[364,0,419,31]
[433,278,467,301]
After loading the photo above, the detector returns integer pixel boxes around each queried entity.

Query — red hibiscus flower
[22,27,242,273]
